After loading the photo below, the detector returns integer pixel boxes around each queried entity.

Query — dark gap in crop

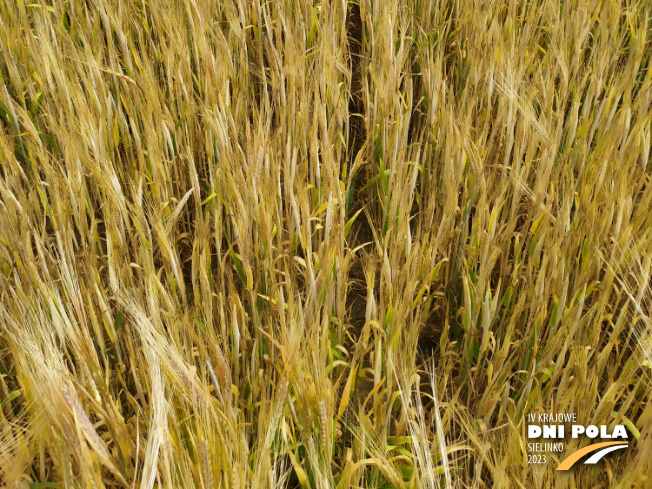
[344,0,371,342]
[178,186,197,307]
[346,1,366,179]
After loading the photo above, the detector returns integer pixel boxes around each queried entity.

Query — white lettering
[543,425,557,438]
[612,425,627,439]
[528,425,542,438]
[572,425,584,438]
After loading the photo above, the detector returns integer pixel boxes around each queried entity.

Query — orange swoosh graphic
[556,442,628,470]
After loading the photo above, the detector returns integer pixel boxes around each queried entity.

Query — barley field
[0,0,651,488]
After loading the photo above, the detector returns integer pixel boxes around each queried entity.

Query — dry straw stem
[0,0,651,487]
